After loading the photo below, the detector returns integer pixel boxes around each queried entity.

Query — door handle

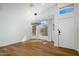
[57,29,61,35]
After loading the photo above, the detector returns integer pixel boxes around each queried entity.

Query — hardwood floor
[0,39,79,56]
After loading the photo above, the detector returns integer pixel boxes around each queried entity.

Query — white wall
[76,4,79,52]
[78,11,79,52]
[78,9,79,52]
[48,18,54,41]
[0,4,32,47]
[52,4,59,46]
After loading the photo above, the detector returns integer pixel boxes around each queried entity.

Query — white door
[58,17,75,49]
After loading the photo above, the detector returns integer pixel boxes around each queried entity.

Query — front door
[58,17,75,49]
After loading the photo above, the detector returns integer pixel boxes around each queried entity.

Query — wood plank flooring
[0,39,79,56]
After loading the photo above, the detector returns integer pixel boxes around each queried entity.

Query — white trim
[21,36,27,42]
[75,4,79,52]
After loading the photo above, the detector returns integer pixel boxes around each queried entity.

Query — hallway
[0,3,79,56]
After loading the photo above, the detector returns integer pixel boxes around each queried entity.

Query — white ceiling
[26,3,55,22]
[0,3,55,22]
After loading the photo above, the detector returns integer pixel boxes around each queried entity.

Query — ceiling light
[34,13,37,16]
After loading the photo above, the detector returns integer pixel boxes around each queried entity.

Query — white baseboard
[21,36,27,42]
[54,43,59,47]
